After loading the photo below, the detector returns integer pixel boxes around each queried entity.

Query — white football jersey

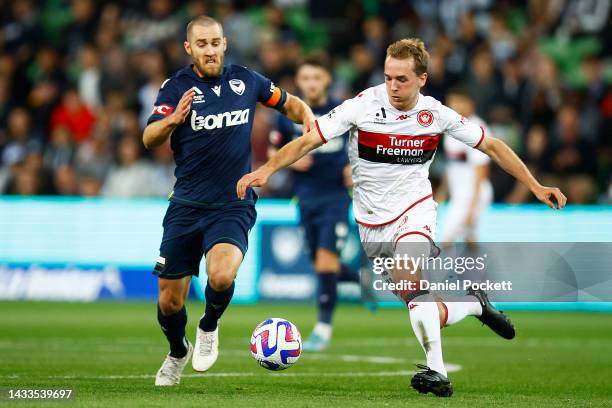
[444,115,492,203]
[315,84,485,227]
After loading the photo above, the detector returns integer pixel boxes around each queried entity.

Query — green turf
[0,301,611,407]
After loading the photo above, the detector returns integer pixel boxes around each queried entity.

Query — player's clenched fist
[168,89,195,126]
[236,167,273,199]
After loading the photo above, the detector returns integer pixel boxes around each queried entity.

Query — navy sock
[338,263,360,283]
[317,272,337,324]
[199,281,235,332]
[157,304,188,358]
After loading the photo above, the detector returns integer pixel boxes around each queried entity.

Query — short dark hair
[296,53,331,73]
[446,86,472,100]
[186,15,223,40]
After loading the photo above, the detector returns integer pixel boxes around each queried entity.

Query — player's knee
[158,291,184,315]
[208,273,234,291]
[207,264,235,290]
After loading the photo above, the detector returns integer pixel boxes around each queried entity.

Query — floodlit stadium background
[0,0,610,308]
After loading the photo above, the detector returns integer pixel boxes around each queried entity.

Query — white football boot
[192,325,219,372]
[155,341,193,386]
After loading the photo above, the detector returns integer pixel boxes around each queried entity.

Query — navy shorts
[153,202,257,280]
[298,196,350,259]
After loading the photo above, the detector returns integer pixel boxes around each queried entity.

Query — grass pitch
[1,301,611,407]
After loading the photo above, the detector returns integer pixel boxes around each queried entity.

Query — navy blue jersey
[148,64,286,205]
[270,98,349,204]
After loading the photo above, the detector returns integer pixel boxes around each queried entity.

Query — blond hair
[386,38,429,76]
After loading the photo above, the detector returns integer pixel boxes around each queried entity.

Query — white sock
[408,294,447,376]
[440,295,482,326]
[313,322,332,341]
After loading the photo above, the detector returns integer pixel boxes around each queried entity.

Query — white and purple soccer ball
[250,318,302,370]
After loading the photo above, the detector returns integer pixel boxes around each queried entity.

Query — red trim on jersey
[474,126,485,148]
[357,130,440,150]
[393,231,434,250]
[441,302,449,326]
[314,120,327,143]
[355,194,433,227]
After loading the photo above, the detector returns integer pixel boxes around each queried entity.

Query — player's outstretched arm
[280,93,316,133]
[236,129,323,199]
[477,137,567,209]
[143,89,194,149]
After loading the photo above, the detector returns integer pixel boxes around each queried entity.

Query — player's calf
[157,278,190,359]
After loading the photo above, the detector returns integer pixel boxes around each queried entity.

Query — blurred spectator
[149,140,176,197]
[0,1,608,202]
[217,1,257,65]
[423,49,457,102]
[101,135,158,197]
[50,88,96,143]
[75,129,112,182]
[445,12,486,77]
[137,51,167,129]
[544,105,597,203]
[347,44,378,95]
[78,174,102,197]
[520,52,562,127]
[465,48,503,120]
[8,165,40,195]
[53,164,79,195]
[487,12,517,64]
[1,107,42,167]
[0,76,14,131]
[500,57,527,118]
[64,0,99,58]
[121,0,182,51]
[76,44,102,109]
[43,127,75,171]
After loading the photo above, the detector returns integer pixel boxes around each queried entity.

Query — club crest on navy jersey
[230,79,245,95]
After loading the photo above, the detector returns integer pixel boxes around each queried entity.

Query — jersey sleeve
[250,69,287,110]
[438,104,486,149]
[467,122,492,165]
[314,97,359,144]
[147,78,181,125]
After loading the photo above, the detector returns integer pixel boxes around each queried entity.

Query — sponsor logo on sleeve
[151,104,174,116]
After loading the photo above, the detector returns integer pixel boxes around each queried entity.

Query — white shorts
[358,198,438,258]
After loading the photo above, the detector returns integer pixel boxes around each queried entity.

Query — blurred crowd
[0,0,610,203]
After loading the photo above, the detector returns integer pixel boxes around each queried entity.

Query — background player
[441,88,493,245]
[268,55,359,352]
[237,38,566,397]
[143,16,314,386]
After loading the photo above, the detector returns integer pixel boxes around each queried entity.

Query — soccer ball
[250,318,302,370]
